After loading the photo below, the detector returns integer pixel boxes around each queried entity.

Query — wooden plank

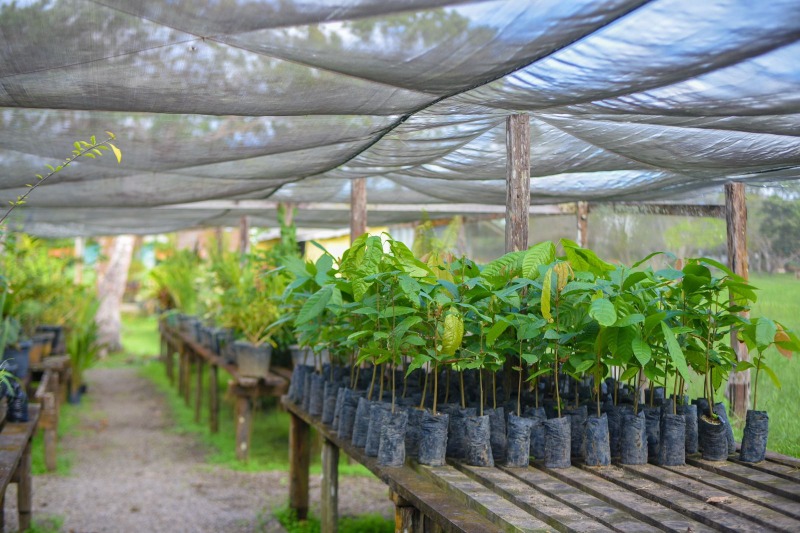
[622,463,800,531]
[687,456,800,502]
[321,438,339,533]
[454,462,614,533]
[285,398,501,533]
[413,462,550,532]
[392,491,421,533]
[729,456,800,482]
[43,392,58,472]
[725,181,750,419]
[577,201,589,248]
[17,439,32,531]
[165,338,175,385]
[500,465,658,533]
[194,358,204,423]
[351,177,367,242]
[579,464,773,532]
[662,463,800,520]
[536,464,714,533]
[607,203,725,218]
[235,395,251,462]
[209,364,219,434]
[505,113,530,253]
[289,411,310,520]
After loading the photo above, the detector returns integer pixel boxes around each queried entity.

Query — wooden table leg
[289,411,310,520]
[165,338,175,385]
[209,364,219,433]
[194,358,204,423]
[183,351,192,406]
[17,439,32,530]
[391,492,420,533]
[321,438,339,532]
[235,394,251,462]
[0,490,5,529]
[43,392,58,472]
[178,346,186,397]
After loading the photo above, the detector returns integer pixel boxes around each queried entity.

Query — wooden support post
[725,182,750,420]
[391,491,420,533]
[194,358,204,423]
[43,392,58,472]
[577,201,589,248]
[17,440,32,531]
[289,411,311,520]
[209,364,219,433]
[177,345,186,396]
[166,340,175,386]
[239,215,250,257]
[321,438,339,532]
[351,177,367,243]
[235,394,251,461]
[505,113,531,253]
[0,491,4,529]
[184,351,193,407]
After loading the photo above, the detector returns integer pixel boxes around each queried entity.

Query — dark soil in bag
[620,411,647,465]
[523,408,547,462]
[643,407,661,459]
[337,389,363,441]
[321,381,338,425]
[418,411,449,466]
[713,402,736,454]
[301,372,313,412]
[485,407,507,464]
[351,397,372,448]
[365,402,392,457]
[378,409,408,467]
[465,415,494,467]
[332,387,347,431]
[544,416,571,469]
[740,410,768,463]
[308,374,325,417]
[678,404,698,454]
[405,407,425,458]
[699,414,729,461]
[505,414,534,467]
[657,413,686,466]
[445,406,476,460]
[583,414,611,466]
[564,405,587,458]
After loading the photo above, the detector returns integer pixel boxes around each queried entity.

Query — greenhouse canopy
[0,0,798,236]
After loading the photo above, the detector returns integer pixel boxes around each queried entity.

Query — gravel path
[16,366,392,532]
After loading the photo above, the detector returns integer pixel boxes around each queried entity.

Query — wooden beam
[209,364,219,434]
[577,201,589,248]
[607,203,725,218]
[505,113,531,253]
[235,394,252,462]
[725,182,750,419]
[194,358,204,423]
[351,177,367,243]
[321,438,339,532]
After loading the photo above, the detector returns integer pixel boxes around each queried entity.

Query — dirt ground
[7,366,392,532]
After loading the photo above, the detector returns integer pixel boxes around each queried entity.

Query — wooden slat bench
[0,404,41,531]
[159,322,289,461]
[284,398,800,532]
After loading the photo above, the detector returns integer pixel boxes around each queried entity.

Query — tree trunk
[96,235,135,353]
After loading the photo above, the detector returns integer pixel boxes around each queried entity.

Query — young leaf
[295,285,333,325]
[522,241,555,279]
[755,317,777,350]
[661,322,690,381]
[541,267,553,322]
[589,298,616,326]
[631,336,652,367]
[108,142,122,163]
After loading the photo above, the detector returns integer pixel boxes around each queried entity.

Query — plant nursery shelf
[283,398,800,532]
[159,323,289,461]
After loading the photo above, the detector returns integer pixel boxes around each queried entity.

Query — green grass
[120,311,161,358]
[272,507,393,533]
[31,394,91,475]
[23,515,64,533]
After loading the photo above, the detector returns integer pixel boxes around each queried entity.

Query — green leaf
[108,142,122,163]
[614,313,645,328]
[622,271,648,291]
[631,336,652,367]
[589,298,616,327]
[619,366,640,382]
[295,285,333,325]
[561,238,614,276]
[522,241,555,278]
[735,360,755,371]
[314,254,333,287]
[486,319,511,347]
[380,306,417,318]
[762,364,781,389]
[541,268,552,322]
[571,359,595,374]
[661,322,690,381]
[755,317,777,350]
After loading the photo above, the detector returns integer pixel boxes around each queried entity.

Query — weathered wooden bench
[31,355,70,472]
[160,322,289,461]
[0,404,41,531]
[284,397,800,532]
